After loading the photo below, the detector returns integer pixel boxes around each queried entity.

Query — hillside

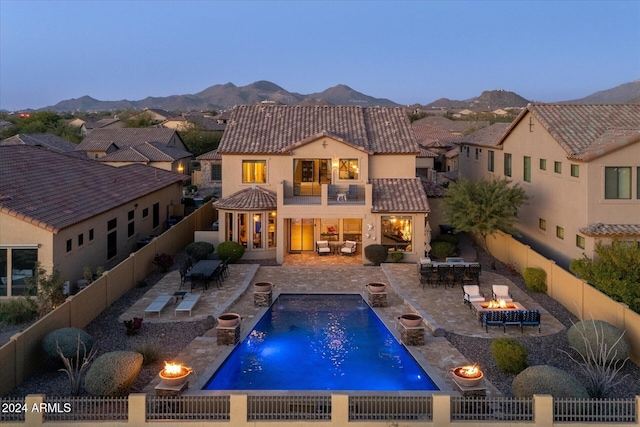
[425,90,529,110]
[565,80,640,104]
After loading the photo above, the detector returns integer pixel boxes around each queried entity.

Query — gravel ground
[3,247,640,398]
[446,242,640,398]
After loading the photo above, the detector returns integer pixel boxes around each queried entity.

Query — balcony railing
[282,182,366,206]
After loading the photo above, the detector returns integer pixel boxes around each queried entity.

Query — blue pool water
[203,294,438,391]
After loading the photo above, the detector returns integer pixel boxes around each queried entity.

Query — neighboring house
[416,116,490,135]
[0,119,12,130]
[0,133,78,153]
[82,117,123,136]
[0,145,188,297]
[213,105,431,264]
[76,128,192,173]
[196,149,222,189]
[459,103,640,268]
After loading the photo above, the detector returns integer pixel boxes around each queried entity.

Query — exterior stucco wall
[368,154,417,179]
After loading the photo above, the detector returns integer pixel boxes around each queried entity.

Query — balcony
[282,182,367,206]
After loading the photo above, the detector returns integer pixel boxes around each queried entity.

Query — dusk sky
[1,0,639,111]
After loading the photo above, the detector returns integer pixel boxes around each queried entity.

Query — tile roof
[502,104,640,160]
[579,223,640,237]
[370,178,430,213]
[84,118,121,129]
[218,105,418,154]
[444,146,460,158]
[77,128,180,150]
[0,146,188,233]
[456,122,511,148]
[97,142,191,163]
[0,133,78,153]
[411,121,458,146]
[213,186,277,210]
[413,116,490,134]
[418,147,438,158]
[420,179,447,198]
[197,149,222,161]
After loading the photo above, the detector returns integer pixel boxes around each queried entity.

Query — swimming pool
[203,294,439,391]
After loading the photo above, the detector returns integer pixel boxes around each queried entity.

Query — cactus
[512,365,589,398]
[84,351,143,396]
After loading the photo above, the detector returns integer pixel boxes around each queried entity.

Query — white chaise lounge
[175,293,201,317]
[144,295,171,317]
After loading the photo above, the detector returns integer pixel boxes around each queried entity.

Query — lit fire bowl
[482,299,516,310]
[159,362,193,387]
[399,313,423,327]
[366,282,386,293]
[452,365,484,387]
[217,313,241,327]
[253,282,273,293]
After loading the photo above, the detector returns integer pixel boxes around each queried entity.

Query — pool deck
[125,260,564,396]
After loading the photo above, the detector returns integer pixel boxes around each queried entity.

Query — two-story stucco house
[459,103,640,268]
[0,145,188,297]
[213,105,431,264]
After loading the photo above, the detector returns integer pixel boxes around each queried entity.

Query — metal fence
[247,395,332,420]
[554,398,637,423]
[451,396,534,422]
[146,395,230,420]
[349,395,433,421]
[0,397,26,422]
[42,396,128,421]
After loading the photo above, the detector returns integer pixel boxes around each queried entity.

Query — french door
[289,218,314,252]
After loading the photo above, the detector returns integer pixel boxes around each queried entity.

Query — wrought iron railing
[0,397,26,422]
[554,398,636,423]
[146,395,230,420]
[43,396,128,421]
[247,395,332,420]
[451,396,533,421]
[349,395,433,421]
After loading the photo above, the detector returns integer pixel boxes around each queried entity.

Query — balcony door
[289,218,314,252]
[293,159,331,196]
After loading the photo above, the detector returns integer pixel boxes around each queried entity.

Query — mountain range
[36,79,640,113]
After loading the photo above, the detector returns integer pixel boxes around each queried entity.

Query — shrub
[364,244,388,266]
[491,338,528,374]
[0,297,37,324]
[430,241,456,260]
[523,267,547,292]
[434,233,460,246]
[391,252,404,263]
[131,340,162,366]
[567,320,630,362]
[512,365,589,398]
[152,253,174,272]
[84,351,143,396]
[123,317,143,336]
[185,241,215,261]
[25,262,67,317]
[42,327,95,360]
[216,241,245,263]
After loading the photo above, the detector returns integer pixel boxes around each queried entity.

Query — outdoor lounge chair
[175,293,201,316]
[482,310,504,332]
[503,310,522,332]
[462,285,485,306]
[144,294,171,317]
[347,184,358,200]
[316,240,331,256]
[340,240,357,256]
[492,285,513,302]
[521,309,541,333]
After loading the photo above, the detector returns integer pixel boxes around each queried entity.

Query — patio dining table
[186,260,221,279]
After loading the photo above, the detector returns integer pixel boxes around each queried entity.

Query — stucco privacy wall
[483,230,640,364]
[0,203,215,397]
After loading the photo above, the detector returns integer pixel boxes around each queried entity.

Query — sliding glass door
[289,218,314,252]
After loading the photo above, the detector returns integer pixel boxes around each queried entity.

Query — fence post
[331,394,349,426]
[128,393,146,425]
[25,394,44,426]
[431,394,451,426]
[533,394,553,427]
[229,394,248,426]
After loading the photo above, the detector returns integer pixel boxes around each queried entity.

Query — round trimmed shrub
[42,327,95,360]
[185,241,215,261]
[512,365,589,398]
[434,233,460,246]
[491,338,528,374]
[216,241,245,263]
[567,320,630,362]
[84,351,143,396]
[430,241,456,259]
[523,267,547,292]
[364,244,388,265]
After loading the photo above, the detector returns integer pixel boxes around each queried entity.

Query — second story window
[504,153,512,177]
[554,161,562,174]
[571,164,579,178]
[540,159,547,171]
[488,150,494,172]
[524,156,531,182]
[339,159,359,180]
[605,167,631,199]
[242,160,266,183]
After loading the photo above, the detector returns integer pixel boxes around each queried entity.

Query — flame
[163,361,184,376]
[458,364,481,378]
[487,299,508,309]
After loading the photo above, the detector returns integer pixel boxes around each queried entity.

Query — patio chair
[503,310,522,332]
[328,184,337,199]
[521,309,541,333]
[482,310,505,332]
[179,266,189,289]
[190,273,207,292]
[175,293,201,316]
[144,294,171,317]
[462,285,485,307]
[347,184,358,200]
[492,285,513,302]
[219,259,230,279]
[341,240,357,256]
[465,263,481,286]
[452,264,466,286]
[420,265,438,288]
[437,264,452,287]
[316,240,331,256]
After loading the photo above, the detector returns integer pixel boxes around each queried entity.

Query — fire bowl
[159,366,192,387]
[366,282,387,293]
[253,282,273,293]
[399,313,423,327]
[217,313,241,327]
[451,366,484,387]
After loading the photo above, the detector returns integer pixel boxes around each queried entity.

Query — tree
[442,177,527,269]
[0,111,82,143]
